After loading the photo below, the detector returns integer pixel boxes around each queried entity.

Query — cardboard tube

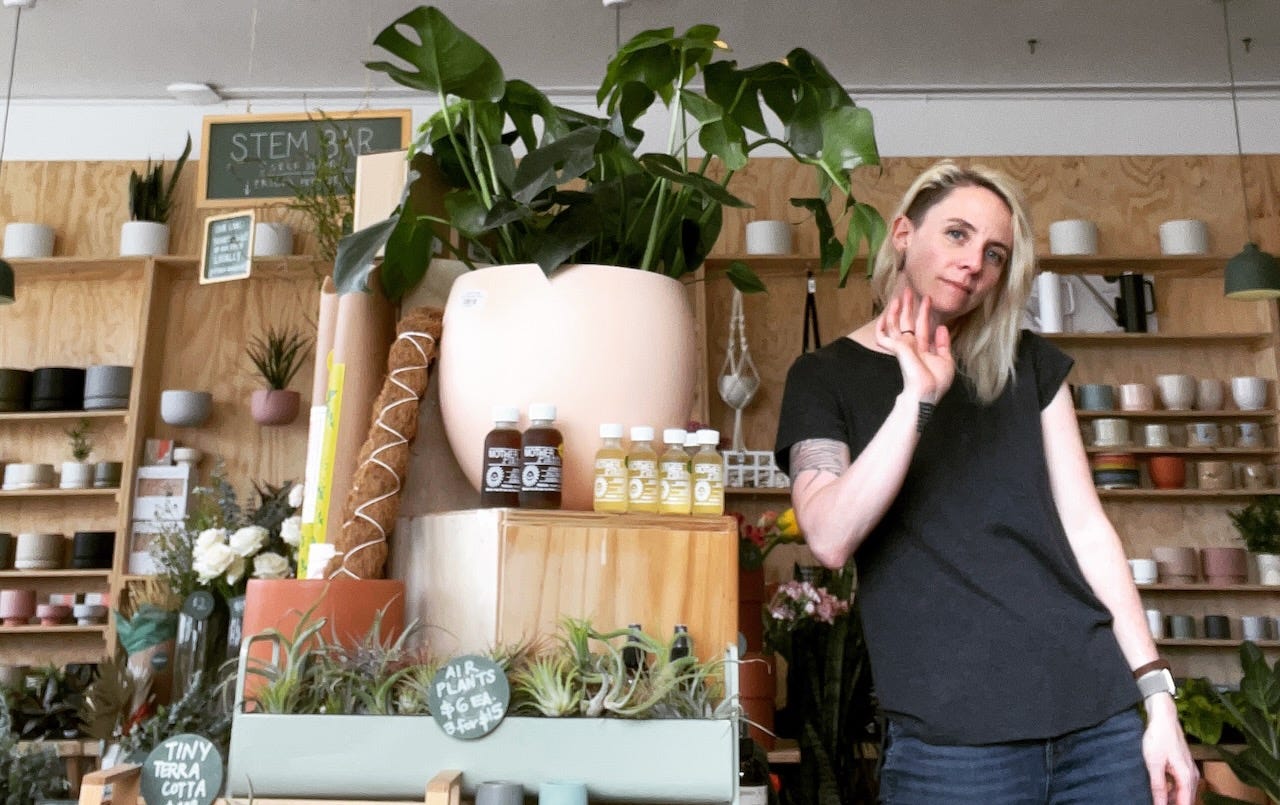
[312,277,339,402]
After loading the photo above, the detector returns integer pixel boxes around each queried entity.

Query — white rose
[229,526,269,557]
[252,551,290,579]
[280,515,302,547]
[193,542,236,583]
[225,555,247,587]
[195,528,227,551]
[288,483,304,508]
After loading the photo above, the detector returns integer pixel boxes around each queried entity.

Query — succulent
[246,325,312,391]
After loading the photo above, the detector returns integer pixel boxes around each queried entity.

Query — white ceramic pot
[253,222,294,257]
[160,389,213,427]
[14,532,65,570]
[119,220,170,256]
[2,222,55,258]
[2,462,55,490]
[60,461,94,490]
[1256,553,1280,586]
[438,264,697,511]
[1157,219,1209,256]
[745,220,792,255]
[1048,219,1098,256]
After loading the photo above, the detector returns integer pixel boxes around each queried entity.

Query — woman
[774,161,1197,804]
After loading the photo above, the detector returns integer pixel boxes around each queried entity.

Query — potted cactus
[121,133,192,256]
[246,325,311,426]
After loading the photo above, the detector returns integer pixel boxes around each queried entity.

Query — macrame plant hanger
[802,271,821,352]
[717,288,760,451]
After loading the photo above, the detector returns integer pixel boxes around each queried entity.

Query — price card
[427,654,510,740]
[140,732,223,805]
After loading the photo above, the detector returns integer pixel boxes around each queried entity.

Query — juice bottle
[520,403,563,509]
[480,405,521,508]
[691,428,725,515]
[593,423,628,513]
[683,429,700,458]
[626,425,659,513]
[659,428,691,515]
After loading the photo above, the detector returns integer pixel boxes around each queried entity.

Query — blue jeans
[880,709,1151,804]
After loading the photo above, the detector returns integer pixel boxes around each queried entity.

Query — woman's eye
[986,249,1008,267]
[945,228,965,241]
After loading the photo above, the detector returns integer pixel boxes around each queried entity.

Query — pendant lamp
[0,0,32,306]
[1220,0,1280,300]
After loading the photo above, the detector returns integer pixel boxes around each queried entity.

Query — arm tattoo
[790,439,851,478]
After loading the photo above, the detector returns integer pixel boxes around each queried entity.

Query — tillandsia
[511,654,582,718]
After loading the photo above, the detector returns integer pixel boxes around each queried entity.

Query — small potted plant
[1228,495,1280,585]
[121,133,192,256]
[246,325,311,426]
[59,418,94,489]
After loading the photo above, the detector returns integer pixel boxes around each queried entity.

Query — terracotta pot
[0,589,36,626]
[240,578,406,706]
[1201,546,1248,585]
[738,566,765,653]
[738,651,776,749]
[250,389,301,426]
[439,264,698,511]
[1148,455,1186,489]
[1201,760,1268,804]
[1152,545,1199,584]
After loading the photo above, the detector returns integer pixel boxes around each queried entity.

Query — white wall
[7,89,1280,161]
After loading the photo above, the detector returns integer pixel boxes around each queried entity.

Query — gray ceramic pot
[93,461,123,489]
[160,389,213,427]
[14,532,65,570]
[0,368,30,411]
[84,364,132,410]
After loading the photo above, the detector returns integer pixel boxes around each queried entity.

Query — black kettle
[1111,273,1156,333]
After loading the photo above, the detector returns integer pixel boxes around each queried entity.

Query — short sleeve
[774,352,848,476]
[1025,331,1074,410]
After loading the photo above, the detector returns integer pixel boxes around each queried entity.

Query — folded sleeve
[774,352,849,476]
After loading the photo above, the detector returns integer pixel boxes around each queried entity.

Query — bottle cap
[674,623,688,632]
[599,423,624,439]
[630,425,654,442]
[696,428,720,446]
[684,432,699,448]
[492,405,519,424]
[528,403,557,421]
[662,428,687,445]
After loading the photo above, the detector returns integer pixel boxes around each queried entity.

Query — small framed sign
[200,210,256,285]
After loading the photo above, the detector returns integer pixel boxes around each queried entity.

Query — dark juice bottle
[520,403,563,509]
[480,405,521,507]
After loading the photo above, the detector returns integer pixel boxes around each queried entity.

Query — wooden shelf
[153,254,327,279]
[8,256,148,282]
[1136,583,1280,593]
[1099,488,1280,499]
[0,487,118,498]
[1075,409,1275,419]
[1038,255,1231,277]
[0,624,107,635]
[0,569,110,579]
[0,409,127,422]
[1047,331,1271,348]
[726,487,792,497]
[1085,446,1279,456]
[1156,638,1280,648]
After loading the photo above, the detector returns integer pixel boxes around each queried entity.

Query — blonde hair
[869,160,1036,404]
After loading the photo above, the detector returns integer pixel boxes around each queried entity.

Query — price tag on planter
[140,732,223,805]
[428,654,509,740]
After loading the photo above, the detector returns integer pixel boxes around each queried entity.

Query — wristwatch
[1133,659,1176,700]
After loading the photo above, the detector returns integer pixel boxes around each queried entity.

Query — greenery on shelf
[1203,642,1280,804]
[1228,495,1280,554]
[334,5,884,303]
[0,696,68,805]
[1176,676,1243,746]
[65,417,92,462]
[281,113,356,261]
[246,325,313,390]
[129,133,193,224]
[116,669,235,761]
[4,664,95,740]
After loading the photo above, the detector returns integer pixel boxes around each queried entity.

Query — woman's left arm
[1041,382,1197,805]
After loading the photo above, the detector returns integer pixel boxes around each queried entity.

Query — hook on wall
[1026,38,1038,55]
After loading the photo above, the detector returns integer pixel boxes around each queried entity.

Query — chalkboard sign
[200,211,255,285]
[198,109,411,206]
[428,655,510,740]
[140,732,223,805]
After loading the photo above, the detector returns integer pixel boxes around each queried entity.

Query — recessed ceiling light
[1,1,36,8]
[166,82,222,105]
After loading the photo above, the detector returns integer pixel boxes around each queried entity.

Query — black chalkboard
[198,110,411,206]
[200,211,255,285]
[140,732,223,805]
[428,655,510,740]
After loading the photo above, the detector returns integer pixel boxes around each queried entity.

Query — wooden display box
[391,509,738,661]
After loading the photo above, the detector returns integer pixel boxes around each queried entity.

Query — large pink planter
[439,264,698,511]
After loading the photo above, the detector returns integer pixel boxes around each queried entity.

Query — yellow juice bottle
[691,428,725,515]
[659,428,692,515]
[626,425,659,513]
[593,423,628,513]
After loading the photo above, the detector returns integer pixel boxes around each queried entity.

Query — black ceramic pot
[0,368,30,412]
[70,531,114,569]
[30,367,85,411]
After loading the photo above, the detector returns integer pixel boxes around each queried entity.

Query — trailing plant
[280,113,356,261]
[1229,495,1280,554]
[1204,641,1280,805]
[246,325,312,390]
[334,6,884,303]
[0,695,69,805]
[66,417,93,462]
[129,133,193,223]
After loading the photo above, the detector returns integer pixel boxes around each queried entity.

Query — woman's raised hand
[874,287,955,404]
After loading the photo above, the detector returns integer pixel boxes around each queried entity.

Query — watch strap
[1136,668,1176,700]
[1131,658,1171,679]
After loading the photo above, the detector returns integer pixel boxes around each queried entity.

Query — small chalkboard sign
[428,655,510,740]
[140,732,223,805]
[198,109,411,206]
[200,211,255,285]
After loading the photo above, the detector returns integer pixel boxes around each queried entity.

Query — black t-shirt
[774,332,1139,745]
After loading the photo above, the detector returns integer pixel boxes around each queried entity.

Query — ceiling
[3,0,1279,102]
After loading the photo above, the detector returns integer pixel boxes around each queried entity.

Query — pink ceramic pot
[0,589,36,626]
[35,603,72,626]
[439,264,697,511]
[1152,546,1199,583]
[250,389,301,426]
[1201,546,1249,585]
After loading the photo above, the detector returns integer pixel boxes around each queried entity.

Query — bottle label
[738,785,769,805]
[522,445,563,492]
[693,461,724,503]
[627,458,659,504]
[660,460,691,505]
[483,447,521,493]
[594,456,628,504]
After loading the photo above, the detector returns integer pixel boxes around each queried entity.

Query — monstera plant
[334,5,885,300]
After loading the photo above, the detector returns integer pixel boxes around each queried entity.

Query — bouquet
[736,508,803,571]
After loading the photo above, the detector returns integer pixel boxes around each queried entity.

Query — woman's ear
[890,214,913,256]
